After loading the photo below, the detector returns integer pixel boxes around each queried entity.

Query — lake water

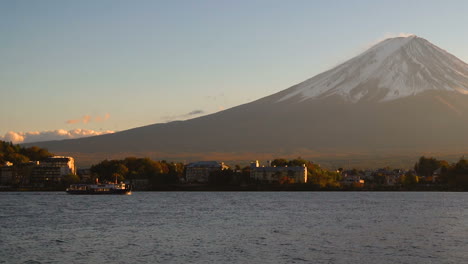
[0,192,467,264]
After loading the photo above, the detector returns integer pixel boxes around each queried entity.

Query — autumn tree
[400,171,419,186]
[0,140,53,165]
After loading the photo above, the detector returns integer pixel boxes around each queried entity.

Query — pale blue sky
[1,0,468,140]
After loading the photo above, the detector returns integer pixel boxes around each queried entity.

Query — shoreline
[1,184,463,192]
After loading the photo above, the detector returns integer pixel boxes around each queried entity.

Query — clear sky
[1,0,468,142]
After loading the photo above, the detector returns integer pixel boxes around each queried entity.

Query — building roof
[42,156,73,163]
[252,166,306,172]
[187,161,223,168]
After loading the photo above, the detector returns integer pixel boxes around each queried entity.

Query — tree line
[415,156,468,190]
[90,157,184,185]
[73,156,468,191]
[0,140,53,165]
[2,139,467,190]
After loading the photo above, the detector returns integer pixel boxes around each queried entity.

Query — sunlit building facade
[250,160,307,184]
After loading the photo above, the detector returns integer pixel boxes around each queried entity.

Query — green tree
[6,153,29,164]
[444,158,468,190]
[288,158,308,167]
[20,146,53,161]
[112,164,128,182]
[90,159,128,182]
[307,164,340,188]
[0,140,53,164]
[62,174,80,186]
[271,158,288,167]
[414,156,445,177]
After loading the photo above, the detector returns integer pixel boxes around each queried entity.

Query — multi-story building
[0,163,15,185]
[0,161,38,186]
[250,160,308,184]
[185,161,229,183]
[41,156,76,175]
[31,156,76,186]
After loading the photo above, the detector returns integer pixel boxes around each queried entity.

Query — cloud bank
[0,129,115,144]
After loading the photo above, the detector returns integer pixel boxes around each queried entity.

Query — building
[340,170,365,187]
[0,161,38,186]
[185,161,229,183]
[41,156,76,175]
[341,174,365,188]
[0,163,15,185]
[250,160,307,184]
[31,156,76,186]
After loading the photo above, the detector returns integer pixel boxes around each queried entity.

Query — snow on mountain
[279,35,468,103]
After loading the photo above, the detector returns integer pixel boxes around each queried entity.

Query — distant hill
[27,36,468,168]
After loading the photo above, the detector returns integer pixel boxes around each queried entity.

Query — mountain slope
[29,36,468,166]
[277,36,468,103]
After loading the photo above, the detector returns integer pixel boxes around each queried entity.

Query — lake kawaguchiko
[0,192,467,263]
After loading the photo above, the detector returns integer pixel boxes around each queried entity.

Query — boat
[66,182,132,195]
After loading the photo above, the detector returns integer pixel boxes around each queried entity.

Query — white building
[250,161,307,184]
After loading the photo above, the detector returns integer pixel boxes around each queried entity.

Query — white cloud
[0,129,115,144]
[1,131,25,143]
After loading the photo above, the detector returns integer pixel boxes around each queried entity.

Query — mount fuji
[30,35,468,167]
[278,35,468,103]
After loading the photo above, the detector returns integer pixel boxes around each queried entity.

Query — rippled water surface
[1,192,467,263]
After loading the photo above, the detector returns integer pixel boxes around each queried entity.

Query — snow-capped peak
[279,35,468,103]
